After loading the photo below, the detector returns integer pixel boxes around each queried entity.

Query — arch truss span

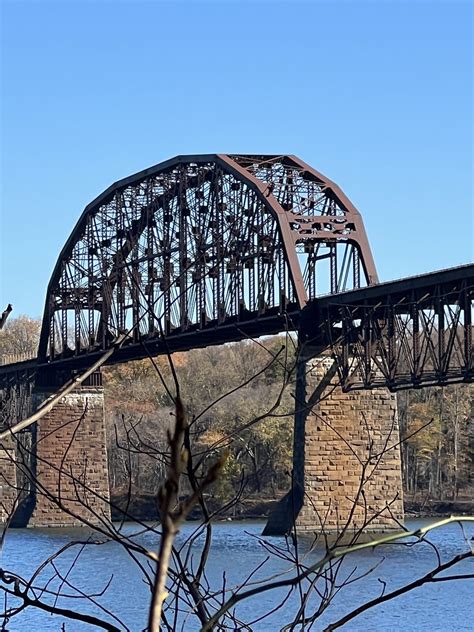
[39,154,377,363]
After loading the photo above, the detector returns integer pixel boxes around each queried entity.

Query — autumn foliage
[1,316,472,508]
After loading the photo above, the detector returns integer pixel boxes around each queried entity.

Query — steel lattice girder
[38,154,377,363]
[300,264,474,391]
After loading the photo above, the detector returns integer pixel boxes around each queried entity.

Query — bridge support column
[0,436,18,523]
[24,378,111,528]
[264,352,404,536]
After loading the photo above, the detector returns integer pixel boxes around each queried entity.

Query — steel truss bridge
[1,154,472,391]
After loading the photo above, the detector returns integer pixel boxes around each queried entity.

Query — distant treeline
[1,316,472,505]
[102,337,473,505]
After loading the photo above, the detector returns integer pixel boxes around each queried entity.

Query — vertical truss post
[411,292,420,384]
[49,307,55,360]
[87,222,94,349]
[131,262,139,342]
[387,296,396,386]
[74,297,80,354]
[437,289,445,378]
[340,306,350,386]
[464,284,472,377]
[363,302,372,386]
[61,293,67,357]
[147,186,156,335]
[353,246,360,289]
[330,243,337,294]
[178,168,188,330]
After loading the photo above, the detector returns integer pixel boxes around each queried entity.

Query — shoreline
[110,492,474,523]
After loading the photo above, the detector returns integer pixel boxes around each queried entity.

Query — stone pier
[0,371,112,528]
[25,383,111,527]
[0,436,18,524]
[264,350,404,536]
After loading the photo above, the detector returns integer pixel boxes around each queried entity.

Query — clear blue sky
[1,0,472,318]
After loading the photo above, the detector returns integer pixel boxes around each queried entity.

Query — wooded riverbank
[110,490,474,522]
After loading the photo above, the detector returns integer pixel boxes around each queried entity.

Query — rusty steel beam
[301,264,474,390]
[38,155,376,363]
[4,152,468,395]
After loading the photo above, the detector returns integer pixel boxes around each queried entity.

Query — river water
[2,518,473,631]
